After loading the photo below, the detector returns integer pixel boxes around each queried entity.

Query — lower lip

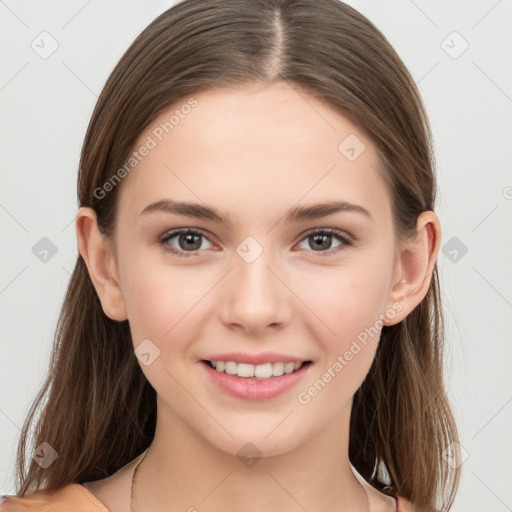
[200,361,312,401]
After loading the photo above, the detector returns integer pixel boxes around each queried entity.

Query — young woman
[1,0,461,511]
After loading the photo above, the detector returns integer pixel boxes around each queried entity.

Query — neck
[132,398,370,512]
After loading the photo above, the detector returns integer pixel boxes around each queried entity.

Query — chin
[207,425,308,462]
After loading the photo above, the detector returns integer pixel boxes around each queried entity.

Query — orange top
[1,483,412,511]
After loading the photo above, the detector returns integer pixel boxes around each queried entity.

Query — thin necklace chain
[130,448,149,512]
[130,449,370,512]
[358,475,371,512]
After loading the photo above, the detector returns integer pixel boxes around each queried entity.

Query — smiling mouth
[202,360,312,380]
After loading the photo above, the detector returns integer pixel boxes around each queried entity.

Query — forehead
[117,81,391,225]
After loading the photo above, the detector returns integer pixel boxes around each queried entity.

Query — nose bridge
[221,234,288,332]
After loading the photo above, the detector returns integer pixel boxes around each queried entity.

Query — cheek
[121,259,211,351]
[122,265,213,401]
[292,255,392,401]
[300,259,391,342]
[294,283,384,415]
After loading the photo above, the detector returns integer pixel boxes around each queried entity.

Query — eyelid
[300,227,353,243]
[159,226,213,242]
[295,227,354,256]
[157,227,217,257]
[157,227,355,257]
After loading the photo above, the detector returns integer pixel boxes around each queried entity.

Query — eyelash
[157,227,354,258]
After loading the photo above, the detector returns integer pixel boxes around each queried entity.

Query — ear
[75,206,128,321]
[383,211,441,326]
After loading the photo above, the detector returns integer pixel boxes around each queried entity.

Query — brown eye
[297,229,353,255]
[177,232,202,251]
[158,228,214,257]
[309,233,334,251]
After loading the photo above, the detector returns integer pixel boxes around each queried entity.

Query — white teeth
[209,360,307,379]
[254,363,272,379]
[225,361,237,375]
[272,362,284,376]
[284,362,295,374]
[237,363,255,378]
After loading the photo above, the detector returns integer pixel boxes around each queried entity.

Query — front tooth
[215,361,225,372]
[254,363,273,379]
[225,361,237,375]
[272,362,284,376]
[284,362,295,374]
[237,363,255,378]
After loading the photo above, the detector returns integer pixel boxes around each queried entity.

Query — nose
[219,246,291,336]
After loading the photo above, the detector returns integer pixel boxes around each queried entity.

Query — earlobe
[75,206,128,322]
[383,211,441,326]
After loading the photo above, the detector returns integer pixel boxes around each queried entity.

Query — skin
[77,81,440,512]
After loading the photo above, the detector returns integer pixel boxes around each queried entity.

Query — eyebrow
[140,199,372,224]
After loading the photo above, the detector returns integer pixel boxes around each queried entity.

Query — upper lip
[202,352,311,365]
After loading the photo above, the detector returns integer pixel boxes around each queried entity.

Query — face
[109,81,402,457]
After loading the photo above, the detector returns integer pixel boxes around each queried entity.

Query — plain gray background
[1,1,511,510]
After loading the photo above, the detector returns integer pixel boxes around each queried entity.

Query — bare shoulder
[1,483,100,511]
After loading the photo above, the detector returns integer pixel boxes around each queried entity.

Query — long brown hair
[14,0,461,510]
